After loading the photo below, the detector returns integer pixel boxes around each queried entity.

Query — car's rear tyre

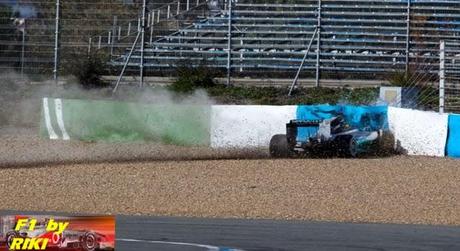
[347,137,359,158]
[269,134,291,158]
[6,231,19,250]
[82,232,98,251]
[377,131,396,155]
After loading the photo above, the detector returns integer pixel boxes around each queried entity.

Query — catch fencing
[0,0,460,89]
[108,0,460,86]
[441,40,460,113]
[0,0,208,80]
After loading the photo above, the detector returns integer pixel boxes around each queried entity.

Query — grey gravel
[0,129,459,226]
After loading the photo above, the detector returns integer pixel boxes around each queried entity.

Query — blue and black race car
[270,116,394,158]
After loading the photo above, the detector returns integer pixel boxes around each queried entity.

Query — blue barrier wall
[296,105,388,141]
[447,114,460,158]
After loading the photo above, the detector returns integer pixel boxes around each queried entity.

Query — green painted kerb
[40,98,211,146]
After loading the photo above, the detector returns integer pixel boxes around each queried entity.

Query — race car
[269,116,393,158]
[4,217,111,251]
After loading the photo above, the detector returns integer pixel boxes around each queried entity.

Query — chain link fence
[0,0,207,81]
[0,0,459,92]
[441,40,460,113]
[106,0,460,86]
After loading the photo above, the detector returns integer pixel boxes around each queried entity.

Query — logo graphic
[0,215,115,251]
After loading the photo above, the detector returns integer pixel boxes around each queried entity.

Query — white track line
[54,98,70,140]
[43,98,59,140]
[118,238,244,251]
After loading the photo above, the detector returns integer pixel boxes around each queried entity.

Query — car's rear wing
[287,119,323,127]
[287,120,323,146]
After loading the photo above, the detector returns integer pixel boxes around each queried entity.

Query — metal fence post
[439,40,445,114]
[88,37,92,55]
[405,0,411,73]
[111,16,117,57]
[315,0,322,88]
[53,0,60,84]
[21,25,25,79]
[140,0,147,88]
[147,13,151,27]
[226,0,233,86]
[150,11,155,44]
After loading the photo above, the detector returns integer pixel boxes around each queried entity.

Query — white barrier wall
[388,107,449,157]
[211,106,297,148]
[212,106,450,157]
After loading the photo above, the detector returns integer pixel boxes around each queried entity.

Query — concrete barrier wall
[210,105,297,148]
[40,98,455,157]
[388,107,449,157]
[40,98,211,146]
[41,100,298,149]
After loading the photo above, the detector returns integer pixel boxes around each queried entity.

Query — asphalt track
[2,211,460,251]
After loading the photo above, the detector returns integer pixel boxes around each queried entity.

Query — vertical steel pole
[405,0,411,73]
[147,13,151,27]
[21,28,25,79]
[150,11,155,43]
[53,0,60,84]
[439,41,445,114]
[88,37,92,55]
[111,16,117,57]
[226,0,232,86]
[150,11,155,44]
[140,0,147,88]
[315,0,322,88]
[240,39,243,72]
